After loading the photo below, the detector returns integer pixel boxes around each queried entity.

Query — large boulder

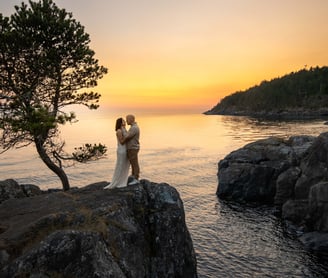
[217,136,314,204]
[0,180,197,277]
[217,132,328,252]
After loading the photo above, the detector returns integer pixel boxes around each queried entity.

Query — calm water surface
[1,113,328,277]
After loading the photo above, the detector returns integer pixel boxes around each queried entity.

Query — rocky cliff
[217,132,328,252]
[0,179,197,277]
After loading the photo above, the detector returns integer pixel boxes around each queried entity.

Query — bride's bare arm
[116,129,125,144]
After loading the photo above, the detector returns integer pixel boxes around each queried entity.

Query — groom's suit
[125,122,140,179]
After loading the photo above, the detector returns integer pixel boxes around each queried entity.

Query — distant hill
[205,66,328,118]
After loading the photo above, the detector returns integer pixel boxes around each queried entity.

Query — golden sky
[2,0,328,114]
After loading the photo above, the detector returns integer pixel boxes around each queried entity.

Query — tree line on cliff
[206,66,328,115]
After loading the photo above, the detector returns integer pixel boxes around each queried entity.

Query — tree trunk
[35,139,70,191]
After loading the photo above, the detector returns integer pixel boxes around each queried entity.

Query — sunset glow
[1,0,328,113]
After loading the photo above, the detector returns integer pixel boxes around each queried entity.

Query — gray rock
[281,199,309,226]
[217,162,276,203]
[287,135,316,162]
[0,179,26,204]
[274,167,301,207]
[0,179,197,277]
[308,181,328,232]
[21,183,43,197]
[217,132,328,252]
[217,136,302,204]
[0,179,43,204]
[0,250,9,268]
[225,137,295,164]
[295,132,328,199]
[1,230,124,278]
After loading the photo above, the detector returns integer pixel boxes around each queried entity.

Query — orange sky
[2,0,328,114]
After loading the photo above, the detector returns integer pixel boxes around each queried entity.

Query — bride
[104,118,130,189]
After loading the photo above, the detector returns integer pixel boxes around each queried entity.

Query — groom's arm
[122,135,130,144]
[122,127,137,143]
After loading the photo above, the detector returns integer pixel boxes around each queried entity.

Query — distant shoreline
[203,108,328,120]
[204,67,328,120]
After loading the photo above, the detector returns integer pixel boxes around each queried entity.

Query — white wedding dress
[105,132,130,189]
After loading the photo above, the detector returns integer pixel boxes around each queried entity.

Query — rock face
[0,179,43,204]
[217,132,328,252]
[217,135,314,203]
[0,180,197,277]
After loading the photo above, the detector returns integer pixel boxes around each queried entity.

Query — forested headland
[205,66,328,118]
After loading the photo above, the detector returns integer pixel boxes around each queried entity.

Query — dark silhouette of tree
[0,0,108,190]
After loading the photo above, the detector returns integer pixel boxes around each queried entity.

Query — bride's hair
[115,118,123,131]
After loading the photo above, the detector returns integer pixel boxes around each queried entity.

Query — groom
[123,114,140,185]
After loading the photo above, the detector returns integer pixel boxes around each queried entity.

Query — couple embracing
[105,114,140,189]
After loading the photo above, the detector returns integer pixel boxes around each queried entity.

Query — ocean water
[1,112,328,277]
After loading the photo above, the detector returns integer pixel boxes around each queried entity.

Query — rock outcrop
[0,180,197,277]
[217,132,328,252]
[0,179,43,204]
[217,135,314,203]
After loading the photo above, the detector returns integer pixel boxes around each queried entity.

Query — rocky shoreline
[217,132,328,252]
[204,108,328,119]
[0,179,197,277]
